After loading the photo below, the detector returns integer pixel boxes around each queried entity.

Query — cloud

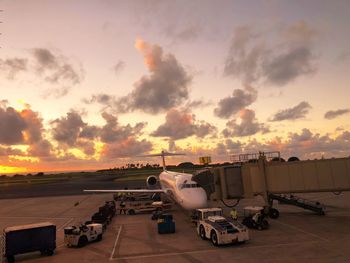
[324,109,350,119]
[151,108,216,140]
[224,21,318,86]
[20,107,45,144]
[285,129,350,158]
[80,125,100,139]
[84,40,192,114]
[50,110,147,157]
[31,48,84,97]
[214,139,243,156]
[1,49,84,98]
[115,39,191,114]
[32,48,82,84]
[0,58,28,79]
[0,146,24,156]
[224,26,264,85]
[234,128,350,160]
[51,111,86,147]
[83,93,114,106]
[0,105,27,145]
[222,109,269,137]
[102,137,153,158]
[27,139,52,157]
[214,86,257,119]
[183,99,212,110]
[113,61,125,75]
[262,47,316,86]
[270,101,311,121]
[50,110,97,156]
[76,140,95,156]
[0,104,55,159]
[163,23,201,42]
[100,112,147,143]
[41,86,71,99]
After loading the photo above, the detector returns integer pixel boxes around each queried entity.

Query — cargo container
[3,222,56,262]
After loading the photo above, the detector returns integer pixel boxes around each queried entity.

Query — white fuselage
[159,170,208,210]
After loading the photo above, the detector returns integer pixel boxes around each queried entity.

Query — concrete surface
[0,192,349,262]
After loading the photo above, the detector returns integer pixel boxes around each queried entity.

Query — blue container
[157,221,175,234]
[157,214,175,234]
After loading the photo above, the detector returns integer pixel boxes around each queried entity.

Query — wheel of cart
[268,208,280,219]
[128,209,136,215]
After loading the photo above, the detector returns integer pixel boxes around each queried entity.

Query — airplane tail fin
[139,151,185,171]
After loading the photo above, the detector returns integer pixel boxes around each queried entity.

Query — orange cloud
[134,38,162,71]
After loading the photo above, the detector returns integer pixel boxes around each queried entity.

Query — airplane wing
[84,189,166,193]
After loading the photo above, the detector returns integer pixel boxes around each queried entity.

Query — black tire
[7,255,15,263]
[242,217,253,228]
[271,157,286,162]
[128,209,135,215]
[210,230,219,246]
[78,235,88,247]
[269,208,280,219]
[96,234,103,241]
[288,156,300,162]
[46,249,54,256]
[199,225,206,240]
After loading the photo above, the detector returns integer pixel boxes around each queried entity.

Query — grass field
[0,171,101,186]
[0,167,201,186]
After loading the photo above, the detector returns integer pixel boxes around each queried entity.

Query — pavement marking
[58,217,75,231]
[110,226,122,260]
[273,220,330,242]
[0,216,71,220]
[111,240,323,261]
[57,242,66,248]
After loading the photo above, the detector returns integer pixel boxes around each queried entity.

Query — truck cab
[196,208,249,246]
[64,223,103,247]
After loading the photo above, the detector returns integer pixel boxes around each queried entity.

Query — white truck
[127,201,172,215]
[64,223,103,247]
[195,208,249,246]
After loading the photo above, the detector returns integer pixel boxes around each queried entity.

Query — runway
[0,175,146,199]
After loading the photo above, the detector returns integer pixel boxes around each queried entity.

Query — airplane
[84,151,208,210]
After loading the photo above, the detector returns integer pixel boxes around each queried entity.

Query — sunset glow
[1,1,350,174]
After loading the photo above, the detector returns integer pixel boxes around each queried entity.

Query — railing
[230,151,281,163]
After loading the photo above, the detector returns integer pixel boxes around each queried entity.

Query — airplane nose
[182,189,208,210]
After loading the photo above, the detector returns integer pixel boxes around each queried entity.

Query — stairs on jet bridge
[268,194,325,215]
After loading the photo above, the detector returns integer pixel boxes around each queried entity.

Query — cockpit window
[180,182,200,189]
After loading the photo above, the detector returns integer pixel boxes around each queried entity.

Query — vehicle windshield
[203,210,223,219]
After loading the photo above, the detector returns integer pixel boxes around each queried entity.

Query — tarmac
[0,191,350,262]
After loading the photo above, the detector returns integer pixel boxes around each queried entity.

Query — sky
[0,0,350,174]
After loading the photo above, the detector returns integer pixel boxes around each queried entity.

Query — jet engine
[146,175,158,188]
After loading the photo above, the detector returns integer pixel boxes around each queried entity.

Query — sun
[0,165,28,175]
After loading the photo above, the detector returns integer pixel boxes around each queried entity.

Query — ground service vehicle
[3,222,56,262]
[127,201,172,215]
[90,201,116,230]
[64,223,103,247]
[242,206,269,230]
[196,208,249,246]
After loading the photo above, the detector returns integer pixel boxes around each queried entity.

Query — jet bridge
[193,153,350,215]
